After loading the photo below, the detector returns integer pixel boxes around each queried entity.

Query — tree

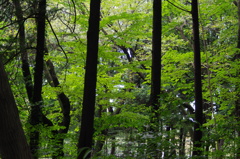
[191,0,203,156]
[12,0,70,157]
[150,0,162,123]
[77,0,101,158]
[29,0,47,157]
[44,59,71,158]
[148,0,162,157]
[0,58,32,159]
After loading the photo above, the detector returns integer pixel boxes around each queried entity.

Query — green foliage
[1,0,240,158]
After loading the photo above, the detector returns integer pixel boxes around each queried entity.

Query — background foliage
[0,0,239,158]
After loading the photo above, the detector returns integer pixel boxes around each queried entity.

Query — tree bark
[191,0,203,156]
[0,59,33,159]
[29,0,47,157]
[12,0,34,102]
[150,0,162,114]
[45,60,71,158]
[12,0,54,157]
[77,0,101,158]
[148,0,162,158]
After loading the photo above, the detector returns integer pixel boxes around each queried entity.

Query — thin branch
[0,14,35,30]
[166,0,191,13]
[46,18,69,68]
[70,0,77,32]
[3,27,21,65]
[0,19,24,30]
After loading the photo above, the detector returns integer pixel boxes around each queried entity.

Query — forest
[0,0,239,158]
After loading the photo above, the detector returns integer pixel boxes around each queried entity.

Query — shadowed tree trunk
[44,59,71,158]
[150,0,162,130]
[12,0,34,102]
[0,58,33,159]
[13,0,54,158]
[150,0,162,119]
[77,0,101,158]
[191,0,203,156]
[29,0,47,157]
[148,0,162,158]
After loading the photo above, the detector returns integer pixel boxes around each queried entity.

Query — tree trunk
[44,60,71,158]
[77,0,101,158]
[29,0,47,157]
[150,0,162,121]
[0,59,33,159]
[191,0,203,156]
[12,0,54,157]
[148,0,162,158]
[12,0,34,102]
[179,128,186,157]
[110,137,116,155]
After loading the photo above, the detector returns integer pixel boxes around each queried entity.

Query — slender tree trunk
[150,0,162,122]
[12,0,38,157]
[191,0,203,156]
[12,0,34,102]
[77,0,101,158]
[29,0,47,157]
[13,0,54,157]
[0,59,33,159]
[179,128,186,157]
[44,60,71,158]
[148,0,162,158]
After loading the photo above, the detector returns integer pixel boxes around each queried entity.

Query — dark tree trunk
[150,0,162,116]
[191,0,203,156]
[13,0,53,157]
[12,0,34,102]
[29,0,47,157]
[110,136,116,155]
[148,0,162,158]
[77,0,101,158]
[13,0,38,156]
[0,59,33,159]
[45,60,71,158]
